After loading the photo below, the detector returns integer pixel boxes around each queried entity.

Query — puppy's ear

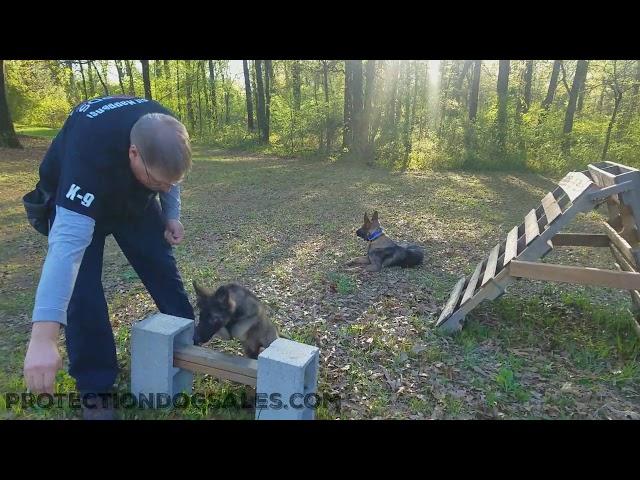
[193,280,213,299]
[372,211,379,222]
[363,212,370,224]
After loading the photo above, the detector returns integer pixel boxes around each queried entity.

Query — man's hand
[165,219,185,245]
[24,322,62,395]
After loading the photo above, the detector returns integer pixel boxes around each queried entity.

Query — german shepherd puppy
[192,281,279,359]
[347,211,424,272]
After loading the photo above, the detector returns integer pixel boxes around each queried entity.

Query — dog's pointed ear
[193,280,213,299]
[372,211,379,222]
[363,212,370,224]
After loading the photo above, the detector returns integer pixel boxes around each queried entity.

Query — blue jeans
[52,200,194,394]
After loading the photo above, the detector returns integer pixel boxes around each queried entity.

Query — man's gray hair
[130,113,192,178]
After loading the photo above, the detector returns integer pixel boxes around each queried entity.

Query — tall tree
[343,60,353,148]
[64,60,78,105]
[292,60,301,111]
[86,60,96,97]
[350,60,364,155]
[114,60,126,94]
[321,60,332,153]
[264,60,272,139]
[184,60,195,129]
[90,61,109,96]
[208,60,217,127]
[78,60,88,100]
[468,60,481,121]
[242,60,255,132]
[542,60,561,110]
[496,60,510,153]
[523,60,533,113]
[141,60,152,100]
[562,60,589,152]
[125,60,135,96]
[254,60,268,143]
[363,60,376,156]
[0,60,21,148]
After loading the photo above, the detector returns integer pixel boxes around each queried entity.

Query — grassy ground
[1,135,639,420]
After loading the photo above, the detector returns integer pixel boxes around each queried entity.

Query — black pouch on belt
[22,182,53,236]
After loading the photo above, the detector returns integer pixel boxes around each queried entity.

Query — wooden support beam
[551,233,611,247]
[509,260,640,290]
[174,345,257,387]
[603,221,640,267]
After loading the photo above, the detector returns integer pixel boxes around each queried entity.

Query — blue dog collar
[367,228,384,242]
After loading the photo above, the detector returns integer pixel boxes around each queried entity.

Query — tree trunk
[78,60,88,100]
[577,62,589,113]
[363,60,376,156]
[402,62,413,160]
[208,60,217,127]
[292,60,301,111]
[242,60,255,131]
[196,61,202,136]
[322,60,331,153]
[385,61,400,134]
[453,60,473,114]
[64,60,77,104]
[141,60,152,100]
[602,88,622,161]
[496,60,510,153]
[264,60,272,139]
[523,60,533,113]
[125,60,135,96]
[343,60,353,148]
[254,60,268,143]
[176,61,182,119]
[619,60,640,133]
[468,60,481,121]
[87,60,96,97]
[542,60,561,110]
[0,60,21,148]
[184,60,195,129]
[90,61,109,96]
[114,60,126,94]
[350,60,364,156]
[200,61,210,131]
[563,60,589,142]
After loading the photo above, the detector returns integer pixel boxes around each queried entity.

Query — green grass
[15,125,60,139]
[1,141,639,419]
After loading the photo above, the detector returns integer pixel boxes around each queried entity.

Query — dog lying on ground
[347,211,424,272]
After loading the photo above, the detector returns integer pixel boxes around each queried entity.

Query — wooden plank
[541,192,562,224]
[558,172,594,202]
[610,245,638,274]
[436,277,466,326]
[503,226,519,267]
[174,359,257,386]
[174,345,257,378]
[609,246,640,338]
[603,221,638,268]
[461,260,483,305]
[588,164,617,189]
[509,260,640,290]
[551,233,611,247]
[482,243,501,286]
[524,209,540,245]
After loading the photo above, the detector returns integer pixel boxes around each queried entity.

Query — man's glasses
[138,149,180,189]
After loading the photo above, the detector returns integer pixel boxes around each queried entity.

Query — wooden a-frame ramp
[436,161,640,336]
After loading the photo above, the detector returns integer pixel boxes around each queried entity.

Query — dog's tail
[403,245,424,267]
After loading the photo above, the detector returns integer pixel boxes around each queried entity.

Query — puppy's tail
[404,245,424,267]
